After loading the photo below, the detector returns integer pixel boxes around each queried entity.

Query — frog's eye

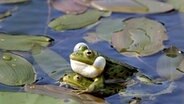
[85,50,94,57]
[73,42,89,52]
[73,75,82,81]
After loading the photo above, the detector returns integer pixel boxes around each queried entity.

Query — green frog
[62,72,126,97]
[64,42,158,94]
[60,43,162,95]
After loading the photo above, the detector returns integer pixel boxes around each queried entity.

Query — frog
[61,72,126,97]
[66,42,158,94]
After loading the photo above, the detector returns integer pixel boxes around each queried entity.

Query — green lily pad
[0,0,28,4]
[48,9,111,31]
[84,18,125,43]
[0,52,36,86]
[0,33,53,52]
[24,84,107,104]
[156,47,184,81]
[96,18,125,41]
[0,91,80,104]
[112,17,168,57]
[33,48,71,80]
[165,0,184,12]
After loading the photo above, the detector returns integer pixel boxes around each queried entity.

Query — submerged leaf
[33,48,71,80]
[0,0,28,4]
[48,10,111,31]
[177,59,184,73]
[24,84,106,104]
[0,11,12,22]
[165,0,184,12]
[0,52,36,86]
[51,0,88,14]
[112,17,168,57]
[0,33,53,52]
[156,47,184,81]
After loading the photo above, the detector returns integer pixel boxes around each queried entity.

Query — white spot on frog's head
[73,42,89,52]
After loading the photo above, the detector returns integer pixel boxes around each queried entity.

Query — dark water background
[0,0,184,104]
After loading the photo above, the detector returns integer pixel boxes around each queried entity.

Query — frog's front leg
[73,76,104,94]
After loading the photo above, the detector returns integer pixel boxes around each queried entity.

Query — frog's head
[70,43,106,78]
[70,42,98,65]
[62,72,92,90]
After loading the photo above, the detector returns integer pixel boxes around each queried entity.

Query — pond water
[0,0,184,104]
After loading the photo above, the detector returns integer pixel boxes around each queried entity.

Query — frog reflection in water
[61,43,159,95]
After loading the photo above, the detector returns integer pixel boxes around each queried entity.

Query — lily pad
[83,18,125,43]
[83,32,102,43]
[96,18,125,41]
[112,17,168,57]
[0,33,53,52]
[73,0,93,7]
[165,0,184,12]
[91,0,173,14]
[0,52,36,86]
[0,91,80,104]
[0,0,28,4]
[156,47,184,81]
[33,48,71,80]
[24,84,107,104]
[50,0,88,14]
[91,0,148,13]
[48,9,111,31]
[135,0,174,13]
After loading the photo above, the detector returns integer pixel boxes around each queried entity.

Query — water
[0,0,184,104]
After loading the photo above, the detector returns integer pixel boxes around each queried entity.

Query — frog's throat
[70,56,106,78]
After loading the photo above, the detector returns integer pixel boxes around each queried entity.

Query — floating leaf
[165,0,184,12]
[0,52,36,86]
[91,0,173,14]
[111,30,133,52]
[135,0,174,13]
[156,47,184,81]
[91,0,148,13]
[0,33,53,51]
[73,0,93,6]
[83,32,102,43]
[50,0,88,14]
[0,91,81,104]
[112,17,168,57]
[24,84,107,104]
[48,10,111,31]
[83,19,125,43]
[0,0,28,4]
[96,18,125,41]
[33,48,71,80]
